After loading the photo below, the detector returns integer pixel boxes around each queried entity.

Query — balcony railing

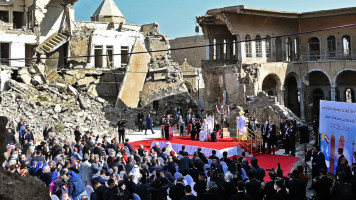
[295,50,356,62]
[0,0,13,6]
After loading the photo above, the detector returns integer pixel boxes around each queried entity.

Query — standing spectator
[230,181,252,200]
[274,180,288,200]
[194,173,207,200]
[6,128,16,145]
[244,170,262,200]
[148,169,171,200]
[138,110,144,132]
[43,124,50,139]
[261,121,269,153]
[145,113,155,135]
[179,152,191,175]
[313,168,332,200]
[74,126,81,144]
[80,154,92,186]
[169,177,186,200]
[248,117,257,140]
[179,145,187,156]
[312,145,327,180]
[288,121,297,157]
[267,121,276,155]
[251,158,265,182]
[116,118,126,144]
[67,170,87,200]
[337,148,348,167]
[286,170,307,200]
[264,171,277,200]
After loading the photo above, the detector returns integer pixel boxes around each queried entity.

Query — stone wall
[170,35,206,68]
[116,39,151,108]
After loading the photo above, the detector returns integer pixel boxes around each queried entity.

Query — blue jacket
[146,116,153,129]
[67,170,86,198]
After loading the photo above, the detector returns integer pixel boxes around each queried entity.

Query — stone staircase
[45,68,64,84]
[38,33,69,54]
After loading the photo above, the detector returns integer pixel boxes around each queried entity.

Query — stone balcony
[0,0,13,6]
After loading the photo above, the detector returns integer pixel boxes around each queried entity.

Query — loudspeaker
[299,124,310,144]
[153,101,159,109]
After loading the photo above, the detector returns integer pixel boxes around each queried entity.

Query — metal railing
[237,127,262,156]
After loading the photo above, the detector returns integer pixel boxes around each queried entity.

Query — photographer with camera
[116,117,127,144]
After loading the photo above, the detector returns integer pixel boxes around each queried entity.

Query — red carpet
[121,136,255,150]
[121,137,298,181]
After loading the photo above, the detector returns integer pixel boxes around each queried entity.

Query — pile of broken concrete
[0,78,115,142]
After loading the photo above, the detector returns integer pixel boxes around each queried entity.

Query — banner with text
[320,100,356,173]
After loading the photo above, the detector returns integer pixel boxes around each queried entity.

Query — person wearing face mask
[274,180,288,200]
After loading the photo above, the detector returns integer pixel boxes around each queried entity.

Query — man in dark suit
[124,138,135,155]
[275,180,288,200]
[74,126,81,144]
[264,171,277,200]
[312,145,327,178]
[179,145,187,156]
[181,185,197,200]
[230,181,252,200]
[261,121,269,153]
[286,170,307,200]
[288,121,297,156]
[194,147,208,164]
[137,110,144,132]
[337,148,348,166]
[179,152,191,175]
[169,177,186,200]
[267,121,277,155]
[313,168,333,200]
[43,124,50,140]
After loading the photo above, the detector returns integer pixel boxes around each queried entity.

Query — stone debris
[0,79,116,142]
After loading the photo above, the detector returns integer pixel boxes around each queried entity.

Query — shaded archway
[262,74,281,102]
[285,74,300,116]
[312,89,324,117]
[335,70,356,102]
[184,81,193,96]
[306,70,331,119]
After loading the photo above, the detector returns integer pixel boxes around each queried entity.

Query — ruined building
[192,5,356,126]
[0,0,194,136]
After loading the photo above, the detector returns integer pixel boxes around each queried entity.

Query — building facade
[197,5,356,120]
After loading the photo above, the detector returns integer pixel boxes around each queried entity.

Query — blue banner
[320,100,356,173]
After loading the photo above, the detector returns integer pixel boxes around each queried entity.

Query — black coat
[286,179,306,200]
[314,176,332,200]
[202,188,219,200]
[245,179,261,200]
[194,180,207,200]
[267,124,277,143]
[264,180,276,200]
[229,192,252,200]
[6,132,16,145]
[169,183,186,200]
[275,189,289,200]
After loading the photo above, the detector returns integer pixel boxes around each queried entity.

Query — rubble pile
[0,79,116,142]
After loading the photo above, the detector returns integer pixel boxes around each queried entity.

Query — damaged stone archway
[305,69,331,119]
[261,73,282,103]
[284,72,302,117]
[334,69,356,102]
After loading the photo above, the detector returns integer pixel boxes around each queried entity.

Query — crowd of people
[3,115,356,200]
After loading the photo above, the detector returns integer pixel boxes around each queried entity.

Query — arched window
[294,38,299,60]
[213,39,216,60]
[308,37,320,61]
[255,35,262,57]
[232,40,236,60]
[286,37,292,62]
[265,35,271,58]
[223,39,227,60]
[342,35,351,58]
[245,34,252,58]
[327,36,336,58]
